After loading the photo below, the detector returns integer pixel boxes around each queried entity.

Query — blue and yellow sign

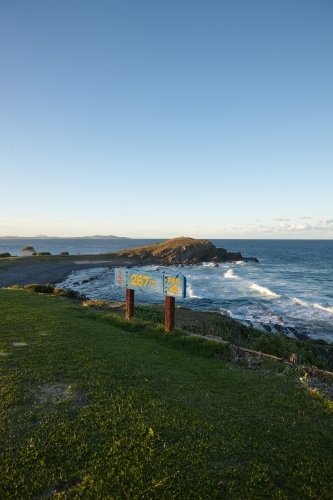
[115,268,186,298]
[164,273,186,298]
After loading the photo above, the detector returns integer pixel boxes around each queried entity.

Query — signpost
[115,267,186,330]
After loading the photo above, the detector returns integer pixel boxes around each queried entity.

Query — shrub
[53,287,88,300]
[253,332,297,360]
[23,284,55,294]
[60,252,69,255]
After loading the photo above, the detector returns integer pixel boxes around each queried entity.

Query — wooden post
[126,288,134,320]
[165,295,175,332]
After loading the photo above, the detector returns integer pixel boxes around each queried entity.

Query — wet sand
[0,259,132,288]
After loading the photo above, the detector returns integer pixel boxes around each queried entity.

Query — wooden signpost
[115,268,186,331]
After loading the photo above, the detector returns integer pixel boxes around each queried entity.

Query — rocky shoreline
[0,237,258,287]
[117,237,259,265]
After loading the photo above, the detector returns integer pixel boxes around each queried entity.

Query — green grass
[1,289,333,499]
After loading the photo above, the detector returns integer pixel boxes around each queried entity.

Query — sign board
[115,268,186,298]
[163,273,186,298]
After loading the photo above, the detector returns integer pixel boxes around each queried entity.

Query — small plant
[53,287,88,300]
[23,283,55,294]
[134,305,164,324]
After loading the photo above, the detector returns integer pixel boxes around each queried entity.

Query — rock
[116,237,258,266]
[0,252,11,258]
[60,251,69,256]
[244,257,259,263]
[22,246,35,252]
[37,252,51,256]
[225,252,242,261]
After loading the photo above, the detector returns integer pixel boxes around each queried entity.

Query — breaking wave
[292,297,333,314]
[250,284,280,298]
[224,269,240,279]
[187,284,202,299]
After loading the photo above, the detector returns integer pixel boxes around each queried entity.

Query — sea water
[1,238,332,342]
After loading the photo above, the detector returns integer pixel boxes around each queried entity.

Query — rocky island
[117,237,258,265]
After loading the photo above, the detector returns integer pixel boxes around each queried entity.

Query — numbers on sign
[168,285,178,294]
[130,274,151,287]
[130,274,137,286]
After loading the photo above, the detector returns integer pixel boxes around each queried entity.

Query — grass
[1,289,333,499]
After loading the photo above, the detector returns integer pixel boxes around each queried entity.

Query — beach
[0,258,130,288]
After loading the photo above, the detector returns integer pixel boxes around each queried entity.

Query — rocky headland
[116,237,258,266]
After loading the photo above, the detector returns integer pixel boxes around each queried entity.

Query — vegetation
[116,237,216,264]
[1,288,333,499]
[8,283,88,300]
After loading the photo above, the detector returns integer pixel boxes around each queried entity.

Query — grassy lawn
[1,289,333,499]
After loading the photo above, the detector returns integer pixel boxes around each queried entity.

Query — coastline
[0,258,132,288]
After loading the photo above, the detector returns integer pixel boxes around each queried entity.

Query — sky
[1,0,332,239]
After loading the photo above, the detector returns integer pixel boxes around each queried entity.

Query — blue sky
[1,0,332,238]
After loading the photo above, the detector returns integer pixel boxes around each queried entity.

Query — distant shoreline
[0,236,130,239]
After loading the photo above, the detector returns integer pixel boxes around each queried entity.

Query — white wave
[314,303,333,314]
[292,298,309,307]
[224,269,240,279]
[220,308,232,316]
[292,297,333,314]
[187,284,202,299]
[250,284,280,298]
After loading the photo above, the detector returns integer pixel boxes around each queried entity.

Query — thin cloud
[317,219,333,225]
[299,216,311,219]
[273,218,290,221]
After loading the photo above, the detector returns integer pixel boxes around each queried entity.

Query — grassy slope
[116,237,210,259]
[1,290,333,499]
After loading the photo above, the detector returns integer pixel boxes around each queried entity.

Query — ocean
[1,238,332,342]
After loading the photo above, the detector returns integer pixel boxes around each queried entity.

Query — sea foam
[292,298,333,314]
[250,284,280,298]
[187,284,202,299]
[224,269,240,279]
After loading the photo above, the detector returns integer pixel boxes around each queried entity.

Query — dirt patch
[82,299,124,310]
[32,383,90,408]
[306,377,333,401]
[38,478,82,499]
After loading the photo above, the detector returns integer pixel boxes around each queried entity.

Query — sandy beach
[0,259,131,288]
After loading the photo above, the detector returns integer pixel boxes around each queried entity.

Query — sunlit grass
[1,289,333,499]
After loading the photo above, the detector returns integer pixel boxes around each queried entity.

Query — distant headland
[0,235,130,239]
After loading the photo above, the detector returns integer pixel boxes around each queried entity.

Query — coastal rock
[117,237,258,265]
[0,252,11,258]
[244,257,259,263]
